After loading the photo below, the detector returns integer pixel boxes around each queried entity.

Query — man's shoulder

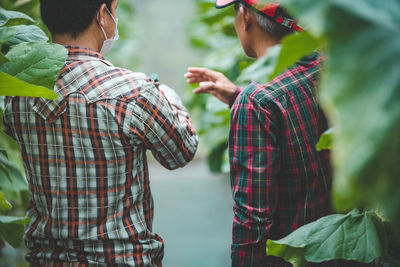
[238,53,321,109]
[62,59,157,103]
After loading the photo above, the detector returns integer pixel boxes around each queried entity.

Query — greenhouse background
[0,0,399,266]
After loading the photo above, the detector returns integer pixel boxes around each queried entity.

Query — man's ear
[97,3,108,27]
[239,6,252,31]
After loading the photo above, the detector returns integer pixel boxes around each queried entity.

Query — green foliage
[107,0,137,69]
[0,51,9,65]
[267,210,385,266]
[0,6,34,27]
[0,0,40,20]
[0,216,30,248]
[1,42,67,90]
[0,5,66,250]
[270,31,319,79]
[0,25,17,44]
[0,71,57,99]
[0,192,12,213]
[5,25,48,45]
[281,0,400,224]
[187,0,253,173]
[316,128,335,151]
[235,45,281,85]
[207,141,229,173]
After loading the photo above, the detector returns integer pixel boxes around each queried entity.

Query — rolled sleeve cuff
[229,86,244,109]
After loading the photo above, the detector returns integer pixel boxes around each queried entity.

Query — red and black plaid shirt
[229,52,370,266]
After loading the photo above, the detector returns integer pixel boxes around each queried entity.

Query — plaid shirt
[3,46,198,266]
[229,52,350,266]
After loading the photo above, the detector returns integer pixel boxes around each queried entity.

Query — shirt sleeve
[229,86,244,109]
[229,89,280,266]
[125,80,198,170]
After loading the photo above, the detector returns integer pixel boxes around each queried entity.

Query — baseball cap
[215,0,304,32]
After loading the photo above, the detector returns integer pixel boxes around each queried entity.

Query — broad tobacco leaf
[1,42,68,90]
[0,71,57,99]
[266,210,384,266]
[0,215,30,248]
[282,0,400,223]
[0,26,18,44]
[6,25,49,45]
[270,31,319,80]
[0,6,34,27]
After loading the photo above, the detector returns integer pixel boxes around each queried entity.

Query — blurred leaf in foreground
[0,216,30,248]
[316,128,335,151]
[266,210,384,266]
[283,0,400,224]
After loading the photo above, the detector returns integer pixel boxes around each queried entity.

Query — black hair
[268,7,295,40]
[40,0,115,38]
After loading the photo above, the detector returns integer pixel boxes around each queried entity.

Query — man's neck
[52,31,101,52]
[253,29,279,59]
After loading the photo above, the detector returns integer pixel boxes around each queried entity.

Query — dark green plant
[187,0,255,173]
[0,4,68,249]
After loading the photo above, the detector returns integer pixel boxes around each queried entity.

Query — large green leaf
[6,25,48,45]
[0,71,57,99]
[0,6,34,27]
[0,26,17,44]
[1,42,68,90]
[266,210,384,266]
[0,215,30,248]
[283,0,400,224]
[269,31,319,79]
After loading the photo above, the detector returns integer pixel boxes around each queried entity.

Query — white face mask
[97,7,119,55]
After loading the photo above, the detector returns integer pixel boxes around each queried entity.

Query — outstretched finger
[193,81,216,94]
[186,78,202,84]
[185,72,210,84]
[187,67,220,81]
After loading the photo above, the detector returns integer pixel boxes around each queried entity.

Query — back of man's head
[235,2,294,41]
[250,5,294,41]
[40,0,114,38]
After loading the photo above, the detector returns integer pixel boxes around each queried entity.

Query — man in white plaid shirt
[3,0,198,266]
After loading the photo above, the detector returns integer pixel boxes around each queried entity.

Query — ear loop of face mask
[97,6,119,55]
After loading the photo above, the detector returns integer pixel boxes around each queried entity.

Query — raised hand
[185,67,237,105]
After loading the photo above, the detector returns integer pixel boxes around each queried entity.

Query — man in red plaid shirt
[186,1,371,266]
